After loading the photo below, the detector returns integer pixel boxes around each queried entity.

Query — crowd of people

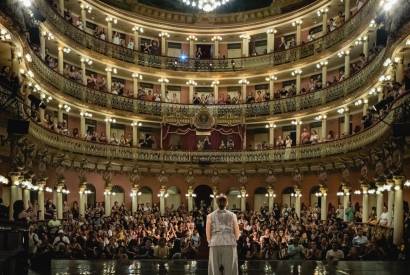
[2,196,408,263]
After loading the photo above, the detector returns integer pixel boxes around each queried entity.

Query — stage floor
[27,259,408,275]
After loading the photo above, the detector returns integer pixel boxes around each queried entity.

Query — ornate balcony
[37,0,377,72]
[27,92,408,163]
[26,42,386,121]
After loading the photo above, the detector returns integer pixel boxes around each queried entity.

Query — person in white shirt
[326,242,344,263]
[53,229,70,251]
[352,229,368,246]
[127,39,134,50]
[378,206,391,227]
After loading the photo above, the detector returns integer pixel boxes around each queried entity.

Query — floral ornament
[318,165,327,186]
[374,161,385,181]
[341,167,350,184]
[211,171,219,185]
[78,169,87,184]
[185,170,194,185]
[129,172,141,185]
[102,170,113,185]
[238,170,248,185]
[158,170,168,184]
[265,170,277,185]
[360,162,369,182]
[55,164,65,181]
[293,168,303,186]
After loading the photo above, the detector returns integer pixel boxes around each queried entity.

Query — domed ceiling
[138,0,279,13]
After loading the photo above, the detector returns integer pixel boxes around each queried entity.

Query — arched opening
[254,187,268,212]
[85,183,96,208]
[166,186,181,211]
[111,185,125,207]
[194,185,213,210]
[139,186,153,209]
[281,186,295,208]
[227,188,241,210]
[310,185,321,208]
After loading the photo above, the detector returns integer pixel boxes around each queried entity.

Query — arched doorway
[194,185,213,210]
[282,186,295,208]
[166,186,181,211]
[254,187,268,212]
[227,188,241,211]
[310,185,321,208]
[85,183,96,208]
[139,186,153,208]
[111,185,125,207]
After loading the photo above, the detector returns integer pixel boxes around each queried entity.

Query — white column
[295,22,302,46]
[105,120,111,141]
[344,51,351,78]
[362,98,369,116]
[396,56,404,83]
[132,124,139,147]
[23,188,30,210]
[56,182,64,219]
[321,63,328,88]
[322,10,328,36]
[189,85,194,103]
[58,0,64,16]
[57,105,64,124]
[240,186,247,212]
[38,181,46,221]
[79,184,86,217]
[387,180,395,227]
[362,185,369,223]
[80,113,86,138]
[80,59,87,86]
[104,187,112,216]
[321,116,327,141]
[294,188,302,218]
[363,36,369,60]
[344,0,351,21]
[187,186,194,212]
[320,187,327,220]
[9,174,20,220]
[343,186,350,222]
[40,32,46,61]
[132,73,141,98]
[267,187,274,213]
[393,177,403,245]
[159,186,166,215]
[212,186,218,211]
[240,35,250,57]
[376,184,384,219]
[213,84,219,102]
[295,122,301,145]
[39,108,45,123]
[159,33,169,56]
[266,29,276,53]
[133,29,140,51]
[131,185,140,213]
[106,19,113,43]
[187,36,196,58]
[292,70,302,95]
[80,6,87,29]
[212,36,221,58]
[344,110,350,136]
[269,127,275,145]
[106,68,112,92]
[240,82,247,102]
[266,76,277,100]
[57,46,64,74]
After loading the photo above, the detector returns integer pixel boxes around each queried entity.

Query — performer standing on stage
[206,194,240,275]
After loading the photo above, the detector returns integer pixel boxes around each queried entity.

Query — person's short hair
[216,194,227,210]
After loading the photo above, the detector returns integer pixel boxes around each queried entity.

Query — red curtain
[162,125,244,151]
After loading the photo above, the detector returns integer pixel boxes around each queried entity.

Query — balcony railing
[27,93,408,163]
[36,0,377,72]
[26,43,386,120]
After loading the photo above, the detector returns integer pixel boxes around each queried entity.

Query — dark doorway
[194,185,213,209]
[196,45,211,59]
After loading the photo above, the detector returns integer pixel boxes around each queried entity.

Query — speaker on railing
[7,119,29,135]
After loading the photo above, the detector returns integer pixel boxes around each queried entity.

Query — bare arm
[206,214,211,243]
[233,214,240,240]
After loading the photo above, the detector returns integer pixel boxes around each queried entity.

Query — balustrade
[36,0,377,72]
[26,43,386,119]
[26,92,409,163]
